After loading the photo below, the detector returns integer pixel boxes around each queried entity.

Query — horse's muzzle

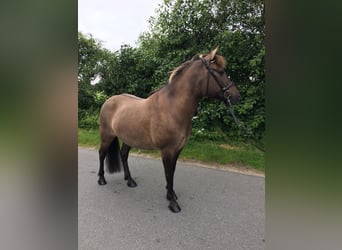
[232,94,241,104]
[225,93,240,105]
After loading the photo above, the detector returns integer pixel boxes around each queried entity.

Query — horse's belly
[112,104,156,150]
[117,125,156,150]
[121,137,155,150]
[119,132,157,150]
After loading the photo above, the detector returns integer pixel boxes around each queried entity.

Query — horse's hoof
[127,178,137,188]
[98,177,107,185]
[168,200,181,213]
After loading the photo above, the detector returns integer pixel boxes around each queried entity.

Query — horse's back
[100,94,146,124]
[121,93,144,100]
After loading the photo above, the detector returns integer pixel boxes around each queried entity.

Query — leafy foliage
[78,0,265,141]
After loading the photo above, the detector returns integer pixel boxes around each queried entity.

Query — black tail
[105,137,122,173]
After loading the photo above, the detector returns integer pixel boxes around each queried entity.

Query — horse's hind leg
[97,140,112,185]
[120,143,137,187]
[98,141,110,185]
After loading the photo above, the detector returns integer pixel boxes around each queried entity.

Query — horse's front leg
[162,150,181,213]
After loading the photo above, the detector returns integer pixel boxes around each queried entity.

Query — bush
[78,109,99,130]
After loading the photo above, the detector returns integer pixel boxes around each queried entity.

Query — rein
[226,98,265,152]
[199,55,265,152]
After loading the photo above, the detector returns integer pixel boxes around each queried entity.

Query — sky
[78,0,162,52]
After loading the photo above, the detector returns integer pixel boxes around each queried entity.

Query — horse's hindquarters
[100,95,156,150]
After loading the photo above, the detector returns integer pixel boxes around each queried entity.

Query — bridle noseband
[199,55,235,103]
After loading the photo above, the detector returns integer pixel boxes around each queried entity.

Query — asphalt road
[79,148,265,250]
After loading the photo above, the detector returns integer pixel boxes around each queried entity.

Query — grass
[78,128,264,172]
[78,128,101,147]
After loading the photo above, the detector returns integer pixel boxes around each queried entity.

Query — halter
[199,55,265,152]
[199,55,235,102]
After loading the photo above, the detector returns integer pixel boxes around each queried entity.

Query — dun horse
[98,47,240,213]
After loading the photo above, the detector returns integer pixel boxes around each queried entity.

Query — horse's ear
[208,46,219,61]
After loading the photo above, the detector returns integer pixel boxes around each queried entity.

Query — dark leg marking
[98,142,109,185]
[120,143,137,187]
[162,150,182,213]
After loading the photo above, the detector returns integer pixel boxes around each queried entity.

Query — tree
[78,0,265,140]
[78,32,104,110]
[138,0,265,140]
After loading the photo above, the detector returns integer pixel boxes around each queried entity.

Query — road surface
[79,147,265,250]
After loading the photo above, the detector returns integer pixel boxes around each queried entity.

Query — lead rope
[199,55,264,152]
[226,96,265,152]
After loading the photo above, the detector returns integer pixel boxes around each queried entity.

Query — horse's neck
[160,75,204,118]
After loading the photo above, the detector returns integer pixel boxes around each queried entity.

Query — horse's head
[199,47,241,105]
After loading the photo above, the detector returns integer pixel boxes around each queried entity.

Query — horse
[97,47,241,213]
